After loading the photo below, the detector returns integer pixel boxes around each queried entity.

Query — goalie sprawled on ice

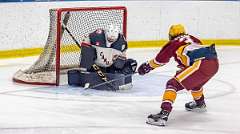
[67,24,137,91]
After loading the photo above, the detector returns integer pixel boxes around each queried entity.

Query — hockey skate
[185,101,207,112]
[146,110,170,126]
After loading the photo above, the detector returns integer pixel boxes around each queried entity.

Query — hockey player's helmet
[106,24,121,42]
[168,24,186,40]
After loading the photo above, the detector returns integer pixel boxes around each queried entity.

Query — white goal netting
[13,6,127,85]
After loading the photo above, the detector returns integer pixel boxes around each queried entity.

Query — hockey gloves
[113,56,127,69]
[122,59,138,74]
[138,62,154,75]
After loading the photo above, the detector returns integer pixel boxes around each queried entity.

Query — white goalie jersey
[93,46,125,67]
[81,29,128,68]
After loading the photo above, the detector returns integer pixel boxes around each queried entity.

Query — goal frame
[13,6,127,86]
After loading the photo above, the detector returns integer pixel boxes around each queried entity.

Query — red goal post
[13,6,127,86]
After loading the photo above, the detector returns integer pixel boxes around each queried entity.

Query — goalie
[68,24,137,91]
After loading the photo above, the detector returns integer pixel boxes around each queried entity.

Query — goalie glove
[122,59,137,75]
[137,62,154,75]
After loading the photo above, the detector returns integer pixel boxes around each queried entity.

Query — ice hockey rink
[0,46,239,134]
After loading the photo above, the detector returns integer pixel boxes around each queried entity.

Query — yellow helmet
[168,24,186,40]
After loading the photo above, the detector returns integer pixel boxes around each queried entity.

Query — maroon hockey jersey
[154,34,202,68]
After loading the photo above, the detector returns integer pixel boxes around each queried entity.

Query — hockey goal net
[13,6,127,86]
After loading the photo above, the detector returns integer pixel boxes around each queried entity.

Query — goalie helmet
[105,24,121,42]
[168,24,186,40]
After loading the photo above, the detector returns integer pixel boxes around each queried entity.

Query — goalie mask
[168,24,186,40]
[105,24,121,42]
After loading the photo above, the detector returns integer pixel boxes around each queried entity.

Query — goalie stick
[91,64,118,91]
[86,72,137,90]
[61,22,81,48]
[61,20,118,91]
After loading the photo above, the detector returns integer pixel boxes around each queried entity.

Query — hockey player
[138,24,219,126]
[68,24,137,90]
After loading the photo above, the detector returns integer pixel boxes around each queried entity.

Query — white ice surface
[0,47,240,134]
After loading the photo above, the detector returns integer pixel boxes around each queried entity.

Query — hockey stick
[61,23,81,48]
[91,64,118,91]
[61,21,118,91]
[86,72,138,90]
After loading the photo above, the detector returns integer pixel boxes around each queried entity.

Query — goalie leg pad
[85,72,126,90]
[67,69,84,86]
[68,70,126,90]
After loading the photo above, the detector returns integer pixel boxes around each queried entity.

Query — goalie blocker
[67,42,137,91]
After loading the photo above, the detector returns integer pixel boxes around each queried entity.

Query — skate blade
[185,107,207,112]
[146,119,166,127]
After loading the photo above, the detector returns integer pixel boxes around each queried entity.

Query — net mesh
[13,7,126,85]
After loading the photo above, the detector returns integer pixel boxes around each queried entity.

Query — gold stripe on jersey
[176,44,189,66]
[149,59,164,69]
[191,88,203,100]
[163,89,177,103]
[175,60,201,82]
